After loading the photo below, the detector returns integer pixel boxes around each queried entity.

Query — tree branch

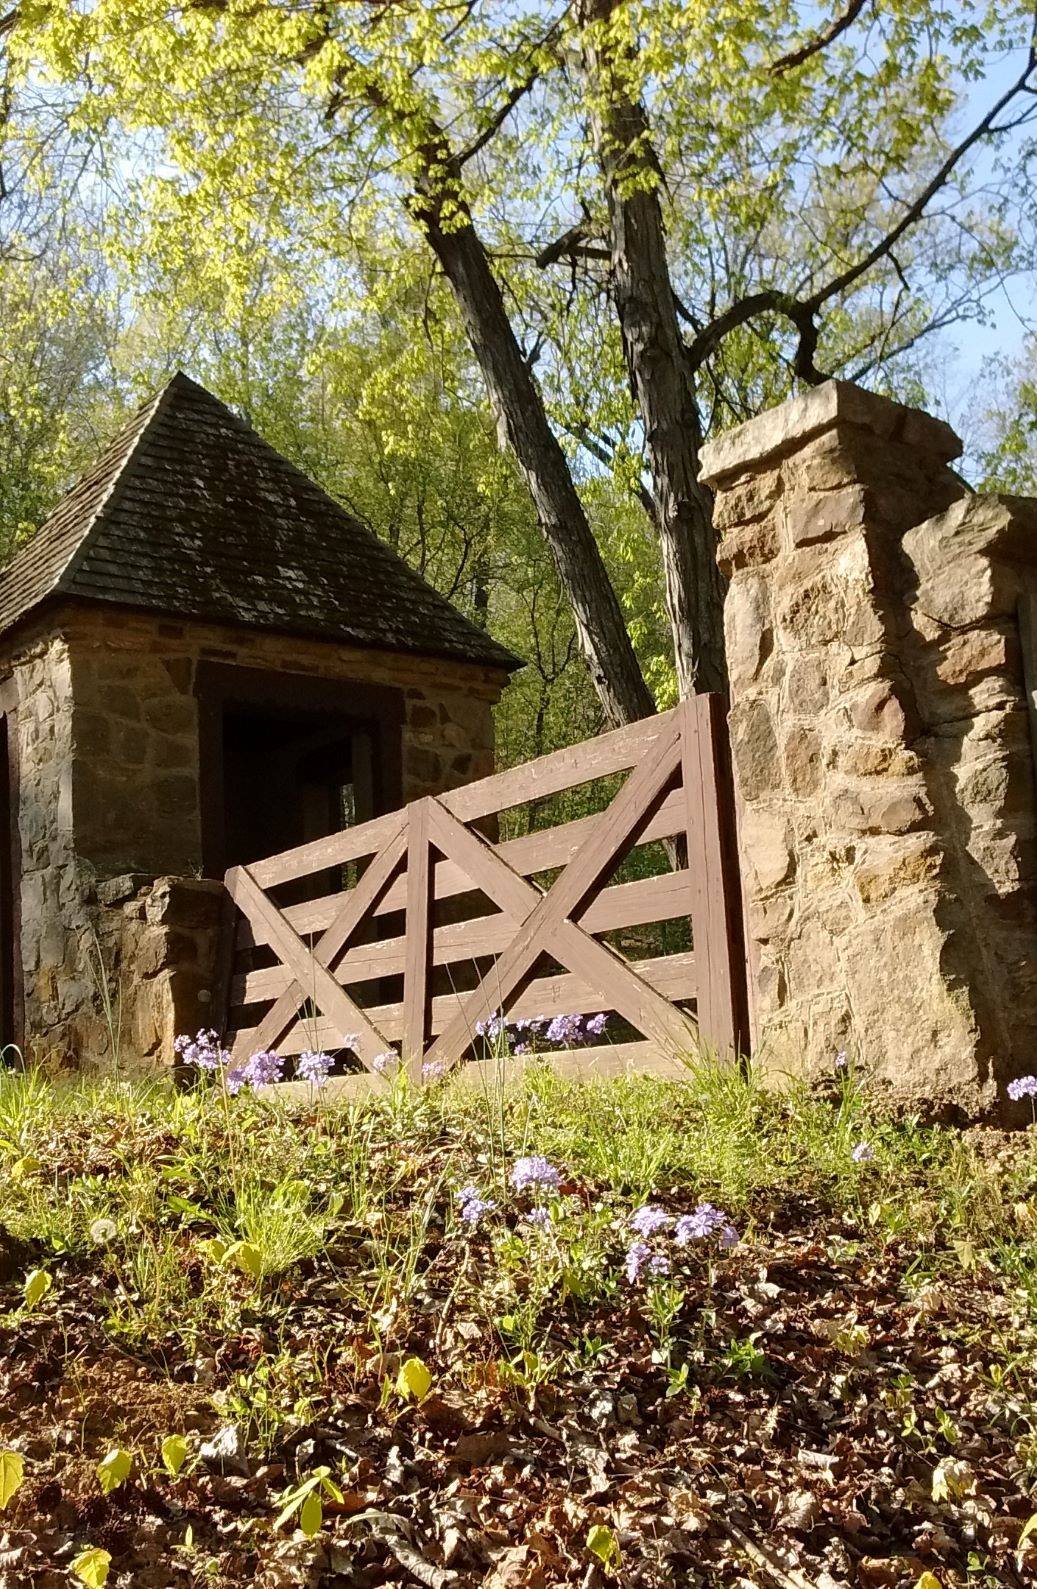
[534,220,610,268]
[685,42,1037,382]
[768,0,870,75]
[456,71,538,167]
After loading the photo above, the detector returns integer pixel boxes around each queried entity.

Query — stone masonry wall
[2,606,507,1071]
[700,381,1037,1116]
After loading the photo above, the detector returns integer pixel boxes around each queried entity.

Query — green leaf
[299,1490,323,1538]
[586,1523,620,1568]
[915,1575,942,1589]
[220,1240,262,1278]
[160,1435,190,1477]
[1019,1513,1037,1545]
[96,1447,132,1495]
[395,1356,432,1402]
[71,1547,112,1588]
[23,1268,51,1311]
[0,1450,24,1510]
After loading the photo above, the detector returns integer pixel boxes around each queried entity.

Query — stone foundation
[700,381,1037,1115]
[3,606,506,1070]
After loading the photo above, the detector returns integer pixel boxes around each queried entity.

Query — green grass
[1,1058,1036,1585]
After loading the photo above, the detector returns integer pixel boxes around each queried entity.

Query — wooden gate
[220,694,748,1086]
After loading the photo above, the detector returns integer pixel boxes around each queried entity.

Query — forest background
[1,0,1036,773]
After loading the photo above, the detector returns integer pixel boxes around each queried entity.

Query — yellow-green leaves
[298,1490,323,1538]
[96,1447,132,1495]
[71,1547,112,1588]
[586,1523,620,1569]
[219,1240,262,1278]
[395,1356,432,1403]
[22,1268,51,1312]
[160,1435,191,1477]
[0,1450,25,1510]
[274,1465,344,1538]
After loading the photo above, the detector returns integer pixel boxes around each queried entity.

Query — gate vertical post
[403,799,433,1080]
[681,693,750,1060]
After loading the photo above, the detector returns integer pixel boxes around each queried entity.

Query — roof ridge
[53,379,178,599]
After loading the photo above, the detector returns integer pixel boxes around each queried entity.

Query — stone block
[717,518,781,574]
[784,485,867,547]
[852,835,942,903]
[740,807,795,892]
[782,726,822,797]
[724,575,772,687]
[729,696,780,801]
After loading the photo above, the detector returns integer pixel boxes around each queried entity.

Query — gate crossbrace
[422,720,695,1071]
[225,810,407,1070]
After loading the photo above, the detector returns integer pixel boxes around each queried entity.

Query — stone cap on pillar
[699,379,962,488]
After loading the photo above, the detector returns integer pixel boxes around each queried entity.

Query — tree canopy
[2,0,1036,729]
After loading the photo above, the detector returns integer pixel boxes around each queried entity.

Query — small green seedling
[587,1523,621,1570]
[395,1356,432,1402]
[22,1269,51,1313]
[96,1447,132,1495]
[160,1434,191,1477]
[71,1547,112,1587]
[274,1466,344,1539]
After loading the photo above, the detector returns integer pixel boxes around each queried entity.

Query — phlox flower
[174,1028,230,1072]
[1008,1074,1037,1101]
[625,1240,670,1284]
[297,1050,333,1087]
[510,1155,561,1192]
[630,1205,672,1238]
[851,1140,874,1163]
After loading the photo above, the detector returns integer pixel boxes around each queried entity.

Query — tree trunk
[408,161,656,729]
[579,2,727,696]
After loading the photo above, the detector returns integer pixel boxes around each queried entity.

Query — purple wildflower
[835,1049,849,1071]
[297,1050,334,1087]
[674,1203,737,1247]
[242,1050,284,1089]
[624,1241,670,1284]
[630,1205,672,1238]
[544,1013,584,1046]
[585,1013,608,1038]
[174,1028,230,1072]
[1008,1074,1037,1101]
[475,1011,506,1041]
[421,1059,448,1083]
[851,1140,874,1163]
[371,1051,396,1075]
[510,1155,561,1193]
[456,1184,496,1228]
[525,1207,552,1230]
[225,1065,249,1095]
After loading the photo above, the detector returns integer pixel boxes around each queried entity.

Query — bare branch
[534,221,610,268]
[768,0,870,76]
[685,42,1037,383]
[456,71,538,167]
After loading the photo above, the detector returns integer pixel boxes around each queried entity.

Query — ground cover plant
[1,1050,1037,1587]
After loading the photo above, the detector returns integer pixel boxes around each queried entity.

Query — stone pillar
[700,380,1037,1115]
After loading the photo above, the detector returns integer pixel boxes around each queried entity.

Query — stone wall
[1,605,507,1070]
[700,381,1037,1116]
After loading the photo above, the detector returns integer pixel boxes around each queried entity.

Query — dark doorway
[196,663,404,880]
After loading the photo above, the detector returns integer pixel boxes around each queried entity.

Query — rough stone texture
[1,604,507,1071]
[700,381,1037,1116]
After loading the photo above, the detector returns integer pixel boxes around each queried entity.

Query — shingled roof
[0,372,520,671]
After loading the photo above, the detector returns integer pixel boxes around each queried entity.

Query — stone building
[0,373,518,1068]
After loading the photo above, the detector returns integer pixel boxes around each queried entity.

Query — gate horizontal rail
[220,693,749,1084]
